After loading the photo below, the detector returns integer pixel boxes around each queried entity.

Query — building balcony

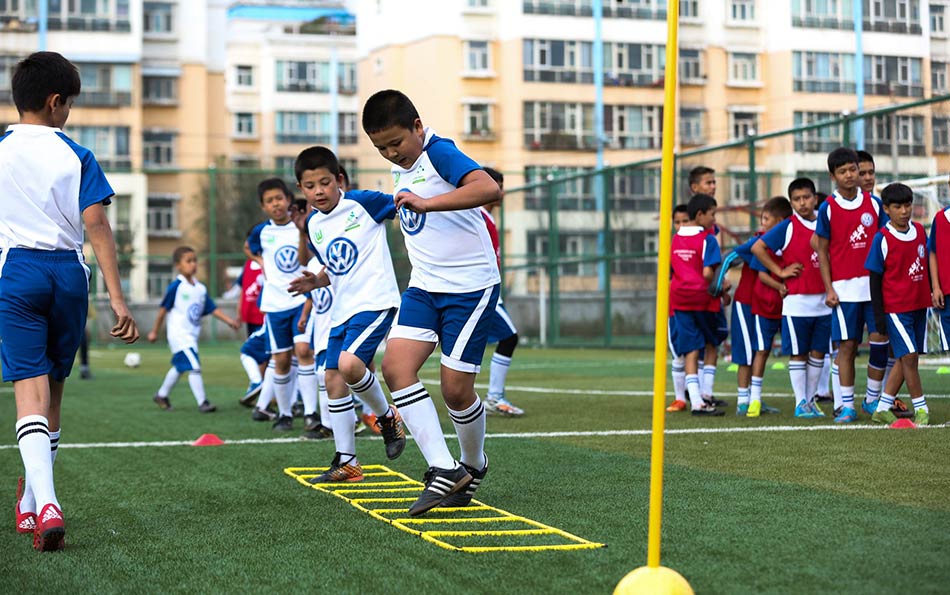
[524,69,594,84]
[793,80,857,94]
[864,82,924,98]
[48,15,132,32]
[791,15,854,30]
[462,129,497,142]
[98,157,133,171]
[862,19,922,34]
[525,133,598,151]
[794,139,841,153]
[865,141,926,157]
[75,90,133,107]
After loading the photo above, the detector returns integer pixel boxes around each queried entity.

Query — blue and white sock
[912,396,929,413]
[841,385,855,408]
[298,364,318,416]
[448,398,486,470]
[672,356,686,401]
[16,415,58,512]
[789,361,807,404]
[737,386,750,407]
[488,354,511,401]
[328,395,356,458]
[750,376,763,404]
[701,364,716,398]
[685,374,702,409]
[877,393,895,413]
[391,382,455,469]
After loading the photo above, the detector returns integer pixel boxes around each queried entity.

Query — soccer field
[1,344,948,594]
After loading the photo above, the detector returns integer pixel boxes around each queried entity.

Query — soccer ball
[124,352,142,368]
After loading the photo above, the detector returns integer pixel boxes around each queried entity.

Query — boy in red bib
[928,173,950,355]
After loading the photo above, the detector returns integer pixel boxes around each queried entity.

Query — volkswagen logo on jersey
[188,302,202,326]
[918,244,926,259]
[275,246,300,273]
[326,237,358,274]
[313,287,333,314]
[860,212,874,228]
[400,207,426,235]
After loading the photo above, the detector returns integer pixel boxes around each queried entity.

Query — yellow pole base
[614,566,694,595]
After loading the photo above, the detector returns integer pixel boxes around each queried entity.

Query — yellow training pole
[615,1,693,593]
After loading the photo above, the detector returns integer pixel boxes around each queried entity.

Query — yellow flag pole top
[615,0,694,593]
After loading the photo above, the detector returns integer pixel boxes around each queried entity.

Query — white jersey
[247,219,306,313]
[305,189,401,326]
[160,274,216,353]
[307,257,334,353]
[0,124,113,271]
[389,128,499,293]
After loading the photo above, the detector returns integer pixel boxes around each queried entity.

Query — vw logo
[275,246,300,274]
[188,302,202,326]
[314,287,333,314]
[860,213,873,228]
[326,237,358,275]
[400,207,426,235]
[918,244,925,259]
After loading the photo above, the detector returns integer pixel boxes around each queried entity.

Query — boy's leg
[270,350,294,420]
[733,303,755,413]
[254,360,276,416]
[835,339,858,414]
[15,377,60,518]
[817,352,832,400]
[748,350,767,417]
[155,366,180,410]
[307,367,363,484]
[806,351,826,412]
[683,350,703,408]
[294,343,317,418]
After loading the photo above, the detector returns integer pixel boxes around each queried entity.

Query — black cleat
[301,425,333,440]
[252,408,276,422]
[153,395,173,411]
[291,401,304,418]
[375,407,406,460]
[408,465,472,517]
[272,415,293,431]
[198,401,217,413]
[303,413,322,432]
[691,405,725,417]
[441,454,488,508]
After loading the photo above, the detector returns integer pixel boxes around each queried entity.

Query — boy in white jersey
[362,90,502,515]
[147,246,239,412]
[288,146,406,482]
[1,52,139,551]
[297,257,336,438]
[244,179,316,432]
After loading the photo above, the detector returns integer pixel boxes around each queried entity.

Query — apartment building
[354,0,950,295]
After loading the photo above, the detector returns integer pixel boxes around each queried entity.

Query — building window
[864,55,923,97]
[730,111,759,140]
[604,42,665,86]
[143,131,176,167]
[934,116,950,151]
[728,52,759,83]
[75,63,133,107]
[866,114,926,156]
[524,101,597,150]
[680,0,699,18]
[276,111,330,144]
[234,113,256,138]
[864,0,922,34]
[523,39,594,84]
[729,0,755,22]
[235,65,254,87]
[467,0,489,7]
[606,105,663,149]
[69,126,131,170]
[143,2,173,34]
[932,61,948,94]
[339,158,358,187]
[680,108,704,145]
[613,230,659,275]
[793,111,843,153]
[523,165,596,210]
[612,167,662,211]
[464,103,493,137]
[793,51,857,93]
[339,112,359,144]
[338,62,357,93]
[527,231,599,276]
[143,76,177,104]
[465,40,491,72]
[147,194,180,238]
[791,0,854,29]
[679,49,704,84]
[148,263,177,298]
[933,3,947,35]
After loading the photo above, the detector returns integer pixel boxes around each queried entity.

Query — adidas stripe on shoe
[408,465,473,517]
[15,477,35,534]
[441,455,488,509]
[33,503,65,552]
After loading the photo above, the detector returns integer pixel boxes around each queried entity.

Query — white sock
[877,392,895,413]
[841,385,855,407]
[672,356,686,401]
[298,364,318,416]
[240,354,262,385]
[912,396,928,413]
[487,353,511,400]
[273,372,293,417]
[685,374,703,409]
[290,357,300,405]
[789,361,807,404]
[188,372,207,405]
[328,396,357,457]
[865,377,882,404]
[317,368,330,424]
[737,386,750,407]
[882,357,896,389]
[448,398,486,470]
[806,356,824,404]
[16,415,58,511]
[19,427,60,514]
[256,363,276,410]
[831,360,842,410]
[157,367,180,397]
[346,369,390,417]
[750,376,763,403]
[391,382,454,469]
[817,353,831,397]
[701,364,716,397]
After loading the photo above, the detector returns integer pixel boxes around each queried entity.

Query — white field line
[0,423,946,451]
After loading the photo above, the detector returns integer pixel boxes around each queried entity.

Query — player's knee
[496,333,518,358]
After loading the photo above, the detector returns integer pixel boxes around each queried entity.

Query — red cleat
[33,503,65,552]
[666,399,688,412]
[15,477,36,534]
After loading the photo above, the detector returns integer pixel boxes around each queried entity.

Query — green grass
[1,344,949,594]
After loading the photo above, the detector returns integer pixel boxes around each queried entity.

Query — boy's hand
[778,263,803,279]
[395,189,427,213]
[779,283,789,298]
[292,206,309,231]
[824,289,840,309]
[934,287,945,310]
[297,316,307,333]
[721,292,732,306]
[227,318,240,331]
[111,301,139,343]
[288,270,319,296]
[147,330,157,343]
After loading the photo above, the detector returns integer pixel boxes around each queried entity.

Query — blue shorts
[730,302,756,366]
[670,310,720,356]
[171,347,201,372]
[754,315,781,352]
[294,310,315,350]
[316,349,327,371]
[240,325,269,364]
[832,301,878,343]
[714,310,728,345]
[782,314,832,356]
[936,304,950,353]
[886,309,928,359]
[326,308,397,370]
[0,249,89,382]
[264,304,305,354]
[486,301,518,344]
[389,285,500,373]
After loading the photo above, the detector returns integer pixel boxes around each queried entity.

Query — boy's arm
[288,267,330,296]
[931,251,944,309]
[815,235,838,307]
[869,270,887,336]
[395,169,501,213]
[83,203,138,343]
[751,239,803,279]
[243,240,264,268]
[212,308,240,330]
[757,270,788,297]
[147,307,167,343]
[297,298,313,333]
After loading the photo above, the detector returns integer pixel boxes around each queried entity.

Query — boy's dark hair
[687,194,717,221]
[881,182,914,206]
[172,246,195,264]
[483,167,504,185]
[294,146,339,182]
[763,196,793,219]
[361,89,419,134]
[339,165,350,188]
[827,147,859,173]
[673,204,689,219]
[293,198,308,212]
[688,166,715,187]
[12,51,81,114]
[257,177,293,203]
[787,177,817,197]
[857,150,875,165]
